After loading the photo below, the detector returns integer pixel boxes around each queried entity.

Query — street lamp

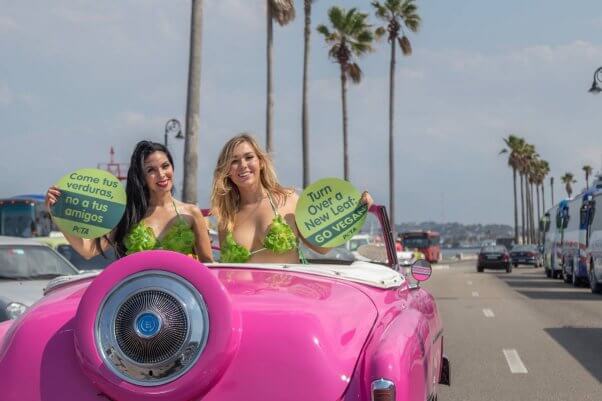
[588,67,602,94]
[164,118,184,148]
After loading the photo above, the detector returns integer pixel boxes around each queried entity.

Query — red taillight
[527,252,535,257]
[503,254,509,261]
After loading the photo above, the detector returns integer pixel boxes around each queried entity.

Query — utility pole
[183,0,203,204]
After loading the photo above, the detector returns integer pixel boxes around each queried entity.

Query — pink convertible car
[0,206,449,401]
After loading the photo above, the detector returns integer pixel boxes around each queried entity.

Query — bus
[399,231,441,263]
[0,195,55,237]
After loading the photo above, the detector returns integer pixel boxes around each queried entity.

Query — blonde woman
[211,134,372,263]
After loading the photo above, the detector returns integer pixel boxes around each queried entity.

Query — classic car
[0,205,450,401]
[0,236,80,322]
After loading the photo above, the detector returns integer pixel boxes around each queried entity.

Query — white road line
[503,349,528,374]
[467,280,473,285]
[472,291,479,297]
[433,264,450,270]
[482,308,495,318]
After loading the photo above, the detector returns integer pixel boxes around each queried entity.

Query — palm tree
[521,143,537,243]
[539,160,550,212]
[372,0,421,231]
[183,0,203,204]
[583,165,593,189]
[550,176,555,205]
[317,7,375,180]
[560,172,577,198]
[301,0,315,187]
[266,0,295,153]
[500,134,523,244]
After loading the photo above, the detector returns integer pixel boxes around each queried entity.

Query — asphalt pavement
[425,260,602,401]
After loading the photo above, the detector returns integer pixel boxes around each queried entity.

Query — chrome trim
[371,378,396,401]
[44,271,101,295]
[95,270,209,386]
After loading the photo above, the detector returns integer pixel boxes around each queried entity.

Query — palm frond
[328,6,346,30]
[347,63,363,84]
[399,35,412,55]
[270,0,296,26]
[374,26,387,40]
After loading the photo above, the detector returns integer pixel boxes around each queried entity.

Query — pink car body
[0,206,449,401]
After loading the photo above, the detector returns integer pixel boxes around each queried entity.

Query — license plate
[487,255,498,260]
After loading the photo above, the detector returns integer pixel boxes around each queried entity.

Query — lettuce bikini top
[221,194,297,263]
[124,201,195,255]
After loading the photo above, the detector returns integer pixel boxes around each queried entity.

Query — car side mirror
[410,259,432,287]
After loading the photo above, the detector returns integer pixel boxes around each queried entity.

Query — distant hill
[395,222,514,248]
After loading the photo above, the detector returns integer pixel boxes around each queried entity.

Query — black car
[477,246,511,273]
[509,244,542,268]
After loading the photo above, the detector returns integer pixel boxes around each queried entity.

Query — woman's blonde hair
[211,133,291,231]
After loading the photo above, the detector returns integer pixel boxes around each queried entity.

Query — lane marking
[467,280,473,285]
[433,264,450,270]
[503,349,528,374]
[482,308,495,318]
[472,291,479,297]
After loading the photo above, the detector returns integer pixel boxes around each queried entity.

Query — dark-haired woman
[45,141,213,262]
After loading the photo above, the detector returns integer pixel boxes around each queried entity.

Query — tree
[372,0,421,231]
[317,7,374,180]
[583,165,593,189]
[500,134,523,244]
[560,172,577,198]
[183,0,203,204]
[266,0,295,153]
[302,0,315,188]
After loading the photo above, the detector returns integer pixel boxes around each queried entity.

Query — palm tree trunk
[525,175,531,244]
[530,182,536,243]
[520,173,525,244]
[340,65,349,181]
[550,177,555,205]
[388,38,396,234]
[536,183,541,243]
[266,2,274,153]
[183,0,203,204]
[301,0,311,187]
[513,168,519,244]
[542,183,546,213]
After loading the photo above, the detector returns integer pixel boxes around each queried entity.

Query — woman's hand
[360,191,374,209]
[45,185,61,211]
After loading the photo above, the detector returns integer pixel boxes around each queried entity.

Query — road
[424,261,602,401]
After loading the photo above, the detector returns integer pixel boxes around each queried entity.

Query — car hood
[0,267,379,401]
[0,279,50,306]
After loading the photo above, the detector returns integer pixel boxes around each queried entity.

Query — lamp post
[588,67,602,94]
[164,118,184,149]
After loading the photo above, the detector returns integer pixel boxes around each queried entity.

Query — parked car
[35,235,116,271]
[0,236,79,322]
[0,205,450,401]
[477,245,512,273]
[509,244,543,268]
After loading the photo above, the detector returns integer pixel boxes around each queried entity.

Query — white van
[586,192,602,293]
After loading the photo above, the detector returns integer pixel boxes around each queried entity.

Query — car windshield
[511,245,537,252]
[482,246,506,253]
[347,237,369,251]
[403,237,429,249]
[56,244,116,271]
[0,245,77,279]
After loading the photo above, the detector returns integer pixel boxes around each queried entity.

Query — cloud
[0,15,18,32]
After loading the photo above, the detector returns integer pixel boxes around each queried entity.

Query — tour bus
[0,194,55,237]
[586,191,602,293]
[559,197,583,285]
[543,205,560,278]
[399,230,441,263]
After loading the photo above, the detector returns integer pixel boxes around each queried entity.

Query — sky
[1,0,601,225]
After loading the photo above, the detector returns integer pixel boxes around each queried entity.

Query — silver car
[0,236,79,321]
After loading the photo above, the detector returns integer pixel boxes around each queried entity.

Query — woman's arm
[45,185,111,259]
[189,206,214,263]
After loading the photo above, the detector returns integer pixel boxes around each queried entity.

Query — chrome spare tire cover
[96,270,209,386]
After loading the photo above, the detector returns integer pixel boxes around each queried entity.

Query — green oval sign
[295,178,368,248]
[50,168,126,239]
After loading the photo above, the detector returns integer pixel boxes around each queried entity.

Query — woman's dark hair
[110,140,174,257]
